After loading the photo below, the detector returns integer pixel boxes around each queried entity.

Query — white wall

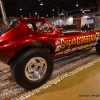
[81,12,96,26]
[48,12,97,26]
[0,12,97,28]
[65,16,73,25]
[48,17,64,26]
[81,12,95,18]
[48,16,73,26]
[48,17,59,26]
[81,18,87,26]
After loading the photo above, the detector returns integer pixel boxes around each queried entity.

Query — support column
[98,2,100,13]
[0,0,8,25]
[95,2,100,30]
[63,11,66,25]
[57,7,60,25]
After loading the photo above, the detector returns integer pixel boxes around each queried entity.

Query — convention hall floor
[0,58,100,100]
[27,61,100,100]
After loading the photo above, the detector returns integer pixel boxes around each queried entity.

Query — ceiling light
[76,3,78,7]
[35,12,37,15]
[40,2,43,5]
[52,8,54,11]
[20,8,22,11]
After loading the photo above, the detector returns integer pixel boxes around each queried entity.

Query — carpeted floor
[27,61,100,100]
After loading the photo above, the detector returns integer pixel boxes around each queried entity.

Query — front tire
[11,48,53,90]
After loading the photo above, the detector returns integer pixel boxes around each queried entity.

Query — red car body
[0,18,100,64]
[1,18,100,89]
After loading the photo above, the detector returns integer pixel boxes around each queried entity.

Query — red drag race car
[0,18,100,89]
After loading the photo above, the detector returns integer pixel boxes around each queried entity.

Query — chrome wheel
[25,57,47,81]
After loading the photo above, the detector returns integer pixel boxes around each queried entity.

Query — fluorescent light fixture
[84,9,90,11]
[59,12,64,16]
[82,9,90,13]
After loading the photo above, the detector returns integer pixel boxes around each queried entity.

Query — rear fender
[8,40,54,65]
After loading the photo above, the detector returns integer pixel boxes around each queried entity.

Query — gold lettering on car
[60,39,65,49]
[96,32,100,37]
[55,34,98,52]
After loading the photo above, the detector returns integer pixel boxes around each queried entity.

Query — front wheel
[11,48,53,90]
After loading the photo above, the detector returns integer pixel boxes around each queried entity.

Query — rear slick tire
[11,48,53,90]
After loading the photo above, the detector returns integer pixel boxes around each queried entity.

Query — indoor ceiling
[0,0,99,18]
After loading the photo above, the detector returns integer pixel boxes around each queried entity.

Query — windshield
[0,19,19,36]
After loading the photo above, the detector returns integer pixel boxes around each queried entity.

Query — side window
[26,21,53,33]
[27,23,34,31]
[39,22,53,33]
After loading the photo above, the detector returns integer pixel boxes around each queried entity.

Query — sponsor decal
[55,42,97,56]
[55,40,61,52]
[55,40,60,45]
[55,34,97,52]
[96,32,100,40]
[96,32,100,37]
